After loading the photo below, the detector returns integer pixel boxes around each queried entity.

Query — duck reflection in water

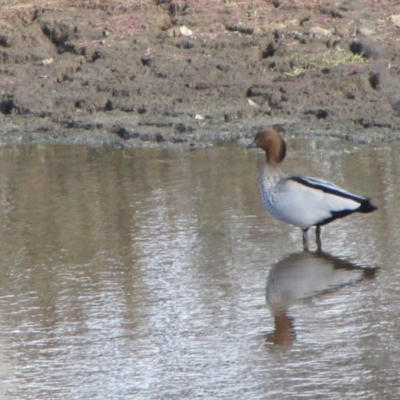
[265,251,378,346]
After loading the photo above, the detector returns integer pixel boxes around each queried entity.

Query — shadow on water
[265,251,379,347]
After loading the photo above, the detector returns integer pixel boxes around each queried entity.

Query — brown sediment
[0,0,399,147]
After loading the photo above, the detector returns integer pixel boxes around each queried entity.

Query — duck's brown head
[247,127,287,165]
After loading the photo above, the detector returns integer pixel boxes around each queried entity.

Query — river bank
[0,0,400,147]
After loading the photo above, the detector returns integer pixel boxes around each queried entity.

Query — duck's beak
[247,139,257,149]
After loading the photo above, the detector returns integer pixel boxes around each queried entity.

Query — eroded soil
[1,0,400,147]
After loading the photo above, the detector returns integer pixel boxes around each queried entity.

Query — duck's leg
[316,225,322,252]
[302,228,309,252]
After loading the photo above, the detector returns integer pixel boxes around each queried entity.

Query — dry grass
[286,49,367,77]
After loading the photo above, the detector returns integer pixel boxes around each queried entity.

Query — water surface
[0,139,398,399]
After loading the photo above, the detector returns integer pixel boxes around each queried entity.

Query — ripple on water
[0,143,396,399]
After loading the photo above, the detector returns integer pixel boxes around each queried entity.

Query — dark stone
[92,50,104,62]
[0,34,12,48]
[225,24,254,35]
[57,42,77,55]
[194,82,209,90]
[271,0,282,8]
[246,84,272,99]
[0,95,15,114]
[176,41,194,49]
[74,99,86,108]
[156,133,165,142]
[262,41,278,58]
[216,64,230,72]
[104,99,113,111]
[349,40,378,59]
[116,127,131,139]
[138,105,147,114]
[141,57,152,66]
[174,123,193,133]
[41,21,73,46]
[369,72,380,90]
[304,109,329,119]
[65,120,100,130]
[322,7,344,18]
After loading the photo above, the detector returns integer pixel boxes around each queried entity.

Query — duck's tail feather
[358,199,377,213]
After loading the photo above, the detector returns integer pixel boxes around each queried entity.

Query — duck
[247,127,377,251]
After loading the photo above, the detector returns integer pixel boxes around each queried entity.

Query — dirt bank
[0,0,400,147]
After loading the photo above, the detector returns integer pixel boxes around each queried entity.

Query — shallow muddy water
[0,139,398,399]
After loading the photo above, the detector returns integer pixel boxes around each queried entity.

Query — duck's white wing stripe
[290,175,366,203]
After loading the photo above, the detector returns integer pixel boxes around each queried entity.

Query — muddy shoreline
[1,0,400,147]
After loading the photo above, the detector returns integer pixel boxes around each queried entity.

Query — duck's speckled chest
[259,166,285,215]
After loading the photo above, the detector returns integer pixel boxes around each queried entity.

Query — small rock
[65,120,99,130]
[194,82,208,90]
[57,42,77,54]
[271,0,282,8]
[138,105,147,114]
[40,20,74,46]
[308,26,332,39]
[323,8,344,19]
[358,27,376,36]
[140,56,152,66]
[349,40,378,59]
[92,50,104,62]
[369,72,381,90]
[116,128,139,140]
[176,40,194,49]
[247,98,259,108]
[0,95,16,114]
[104,99,114,111]
[225,24,254,35]
[166,25,193,37]
[42,58,54,65]
[262,41,279,58]
[195,114,204,120]
[179,26,193,37]
[304,109,329,119]
[81,46,104,62]
[246,84,273,99]
[156,133,165,143]
[74,99,86,109]
[389,15,400,28]
[0,34,12,48]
